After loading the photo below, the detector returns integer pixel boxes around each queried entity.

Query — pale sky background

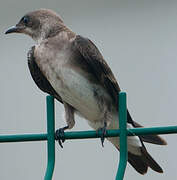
[0,0,177,179]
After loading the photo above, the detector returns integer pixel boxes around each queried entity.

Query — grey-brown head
[5,9,66,43]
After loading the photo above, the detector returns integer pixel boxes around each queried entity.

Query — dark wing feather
[128,146,163,174]
[73,35,121,106]
[73,35,167,146]
[73,35,166,174]
[27,46,63,103]
[127,110,167,145]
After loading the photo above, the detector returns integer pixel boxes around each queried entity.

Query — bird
[5,9,167,175]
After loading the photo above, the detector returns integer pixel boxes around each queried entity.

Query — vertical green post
[115,92,128,180]
[44,96,55,180]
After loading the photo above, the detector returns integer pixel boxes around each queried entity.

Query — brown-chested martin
[5,9,167,175]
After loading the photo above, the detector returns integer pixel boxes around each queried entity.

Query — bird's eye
[22,16,30,25]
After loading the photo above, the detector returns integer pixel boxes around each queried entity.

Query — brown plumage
[5,9,167,175]
[128,147,163,174]
[73,35,121,107]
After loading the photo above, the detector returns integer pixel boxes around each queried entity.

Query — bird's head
[5,9,65,43]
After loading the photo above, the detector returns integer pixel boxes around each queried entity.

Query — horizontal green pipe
[127,126,177,136]
[58,125,177,139]
[0,125,176,143]
[0,134,47,142]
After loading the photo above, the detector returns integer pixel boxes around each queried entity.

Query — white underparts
[36,44,142,156]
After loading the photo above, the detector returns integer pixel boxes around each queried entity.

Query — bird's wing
[73,35,121,106]
[27,46,63,103]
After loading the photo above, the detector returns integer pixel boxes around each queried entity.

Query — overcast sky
[0,0,177,179]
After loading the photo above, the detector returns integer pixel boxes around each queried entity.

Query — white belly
[49,67,104,120]
[38,54,142,154]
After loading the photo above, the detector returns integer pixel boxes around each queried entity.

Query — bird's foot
[55,126,69,148]
[97,122,107,147]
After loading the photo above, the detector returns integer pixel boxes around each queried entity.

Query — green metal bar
[0,93,176,179]
[116,92,127,179]
[127,126,177,136]
[0,125,177,143]
[55,126,177,139]
[44,96,55,180]
[0,134,47,142]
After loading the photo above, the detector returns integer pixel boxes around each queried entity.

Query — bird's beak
[5,25,24,34]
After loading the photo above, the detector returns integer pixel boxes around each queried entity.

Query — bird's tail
[128,146,163,174]
[110,137,164,174]
[126,120,167,174]
[106,110,167,174]
[107,118,167,174]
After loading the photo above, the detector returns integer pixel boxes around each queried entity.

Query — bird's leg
[97,121,107,147]
[96,104,112,147]
[55,102,75,148]
[55,125,69,148]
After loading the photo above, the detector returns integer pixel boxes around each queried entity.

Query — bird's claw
[55,128,66,148]
[97,125,107,147]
